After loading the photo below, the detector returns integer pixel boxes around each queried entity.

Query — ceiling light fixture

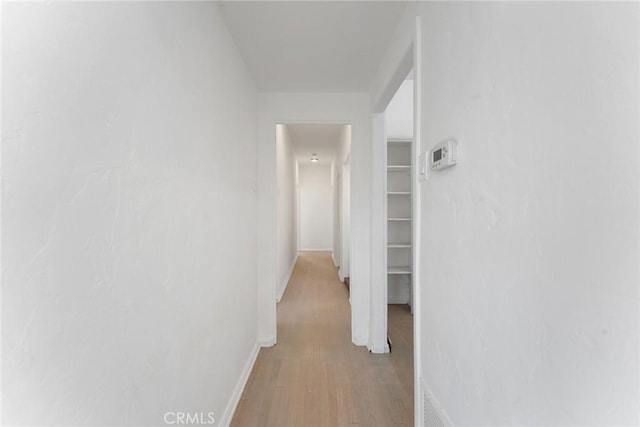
[310,153,319,162]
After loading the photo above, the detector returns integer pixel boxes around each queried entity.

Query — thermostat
[430,139,457,170]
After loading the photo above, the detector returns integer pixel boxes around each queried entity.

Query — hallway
[3,2,637,425]
[231,252,413,426]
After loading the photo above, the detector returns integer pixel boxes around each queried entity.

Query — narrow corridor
[231,252,413,426]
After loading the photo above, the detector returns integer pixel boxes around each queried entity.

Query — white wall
[2,3,258,425]
[332,126,352,274]
[370,3,419,113]
[417,2,639,425]
[276,125,297,301]
[257,93,371,347]
[385,79,414,140]
[298,164,333,251]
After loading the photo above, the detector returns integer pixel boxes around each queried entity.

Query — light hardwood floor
[231,252,413,427]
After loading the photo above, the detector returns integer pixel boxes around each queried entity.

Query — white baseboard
[219,342,260,427]
[259,338,276,348]
[277,254,298,303]
[368,342,390,354]
[331,252,338,267]
[298,248,332,252]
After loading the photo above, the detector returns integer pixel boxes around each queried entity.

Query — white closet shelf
[388,243,411,248]
[388,266,412,275]
[386,138,413,302]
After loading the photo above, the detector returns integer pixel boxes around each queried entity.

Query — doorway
[257,93,370,349]
[275,123,352,308]
[383,76,415,423]
[369,36,420,424]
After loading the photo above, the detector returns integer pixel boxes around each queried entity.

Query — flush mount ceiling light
[310,153,319,162]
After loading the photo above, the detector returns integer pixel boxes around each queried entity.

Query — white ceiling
[286,124,347,165]
[218,1,408,92]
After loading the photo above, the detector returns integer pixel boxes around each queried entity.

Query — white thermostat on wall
[430,138,458,171]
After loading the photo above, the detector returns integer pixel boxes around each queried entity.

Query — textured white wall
[276,125,297,300]
[2,2,258,425]
[298,164,333,251]
[385,79,414,140]
[418,2,639,425]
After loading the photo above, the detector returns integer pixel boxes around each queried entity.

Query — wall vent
[421,378,447,427]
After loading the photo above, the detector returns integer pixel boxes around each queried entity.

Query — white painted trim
[0,4,3,423]
[332,252,346,283]
[277,254,298,303]
[412,15,424,427]
[367,341,390,354]
[370,6,423,423]
[340,156,352,284]
[258,95,371,350]
[298,248,333,252]
[219,343,260,427]
[369,113,389,354]
[296,185,301,251]
[259,339,276,348]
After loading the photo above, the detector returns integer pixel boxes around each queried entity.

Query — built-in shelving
[386,139,413,305]
[387,165,411,171]
[388,266,412,275]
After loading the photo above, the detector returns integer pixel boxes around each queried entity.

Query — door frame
[340,154,351,283]
[369,13,423,426]
[257,95,371,348]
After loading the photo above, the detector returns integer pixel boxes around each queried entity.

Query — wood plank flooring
[231,252,413,427]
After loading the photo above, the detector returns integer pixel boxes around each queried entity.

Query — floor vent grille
[421,380,445,427]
